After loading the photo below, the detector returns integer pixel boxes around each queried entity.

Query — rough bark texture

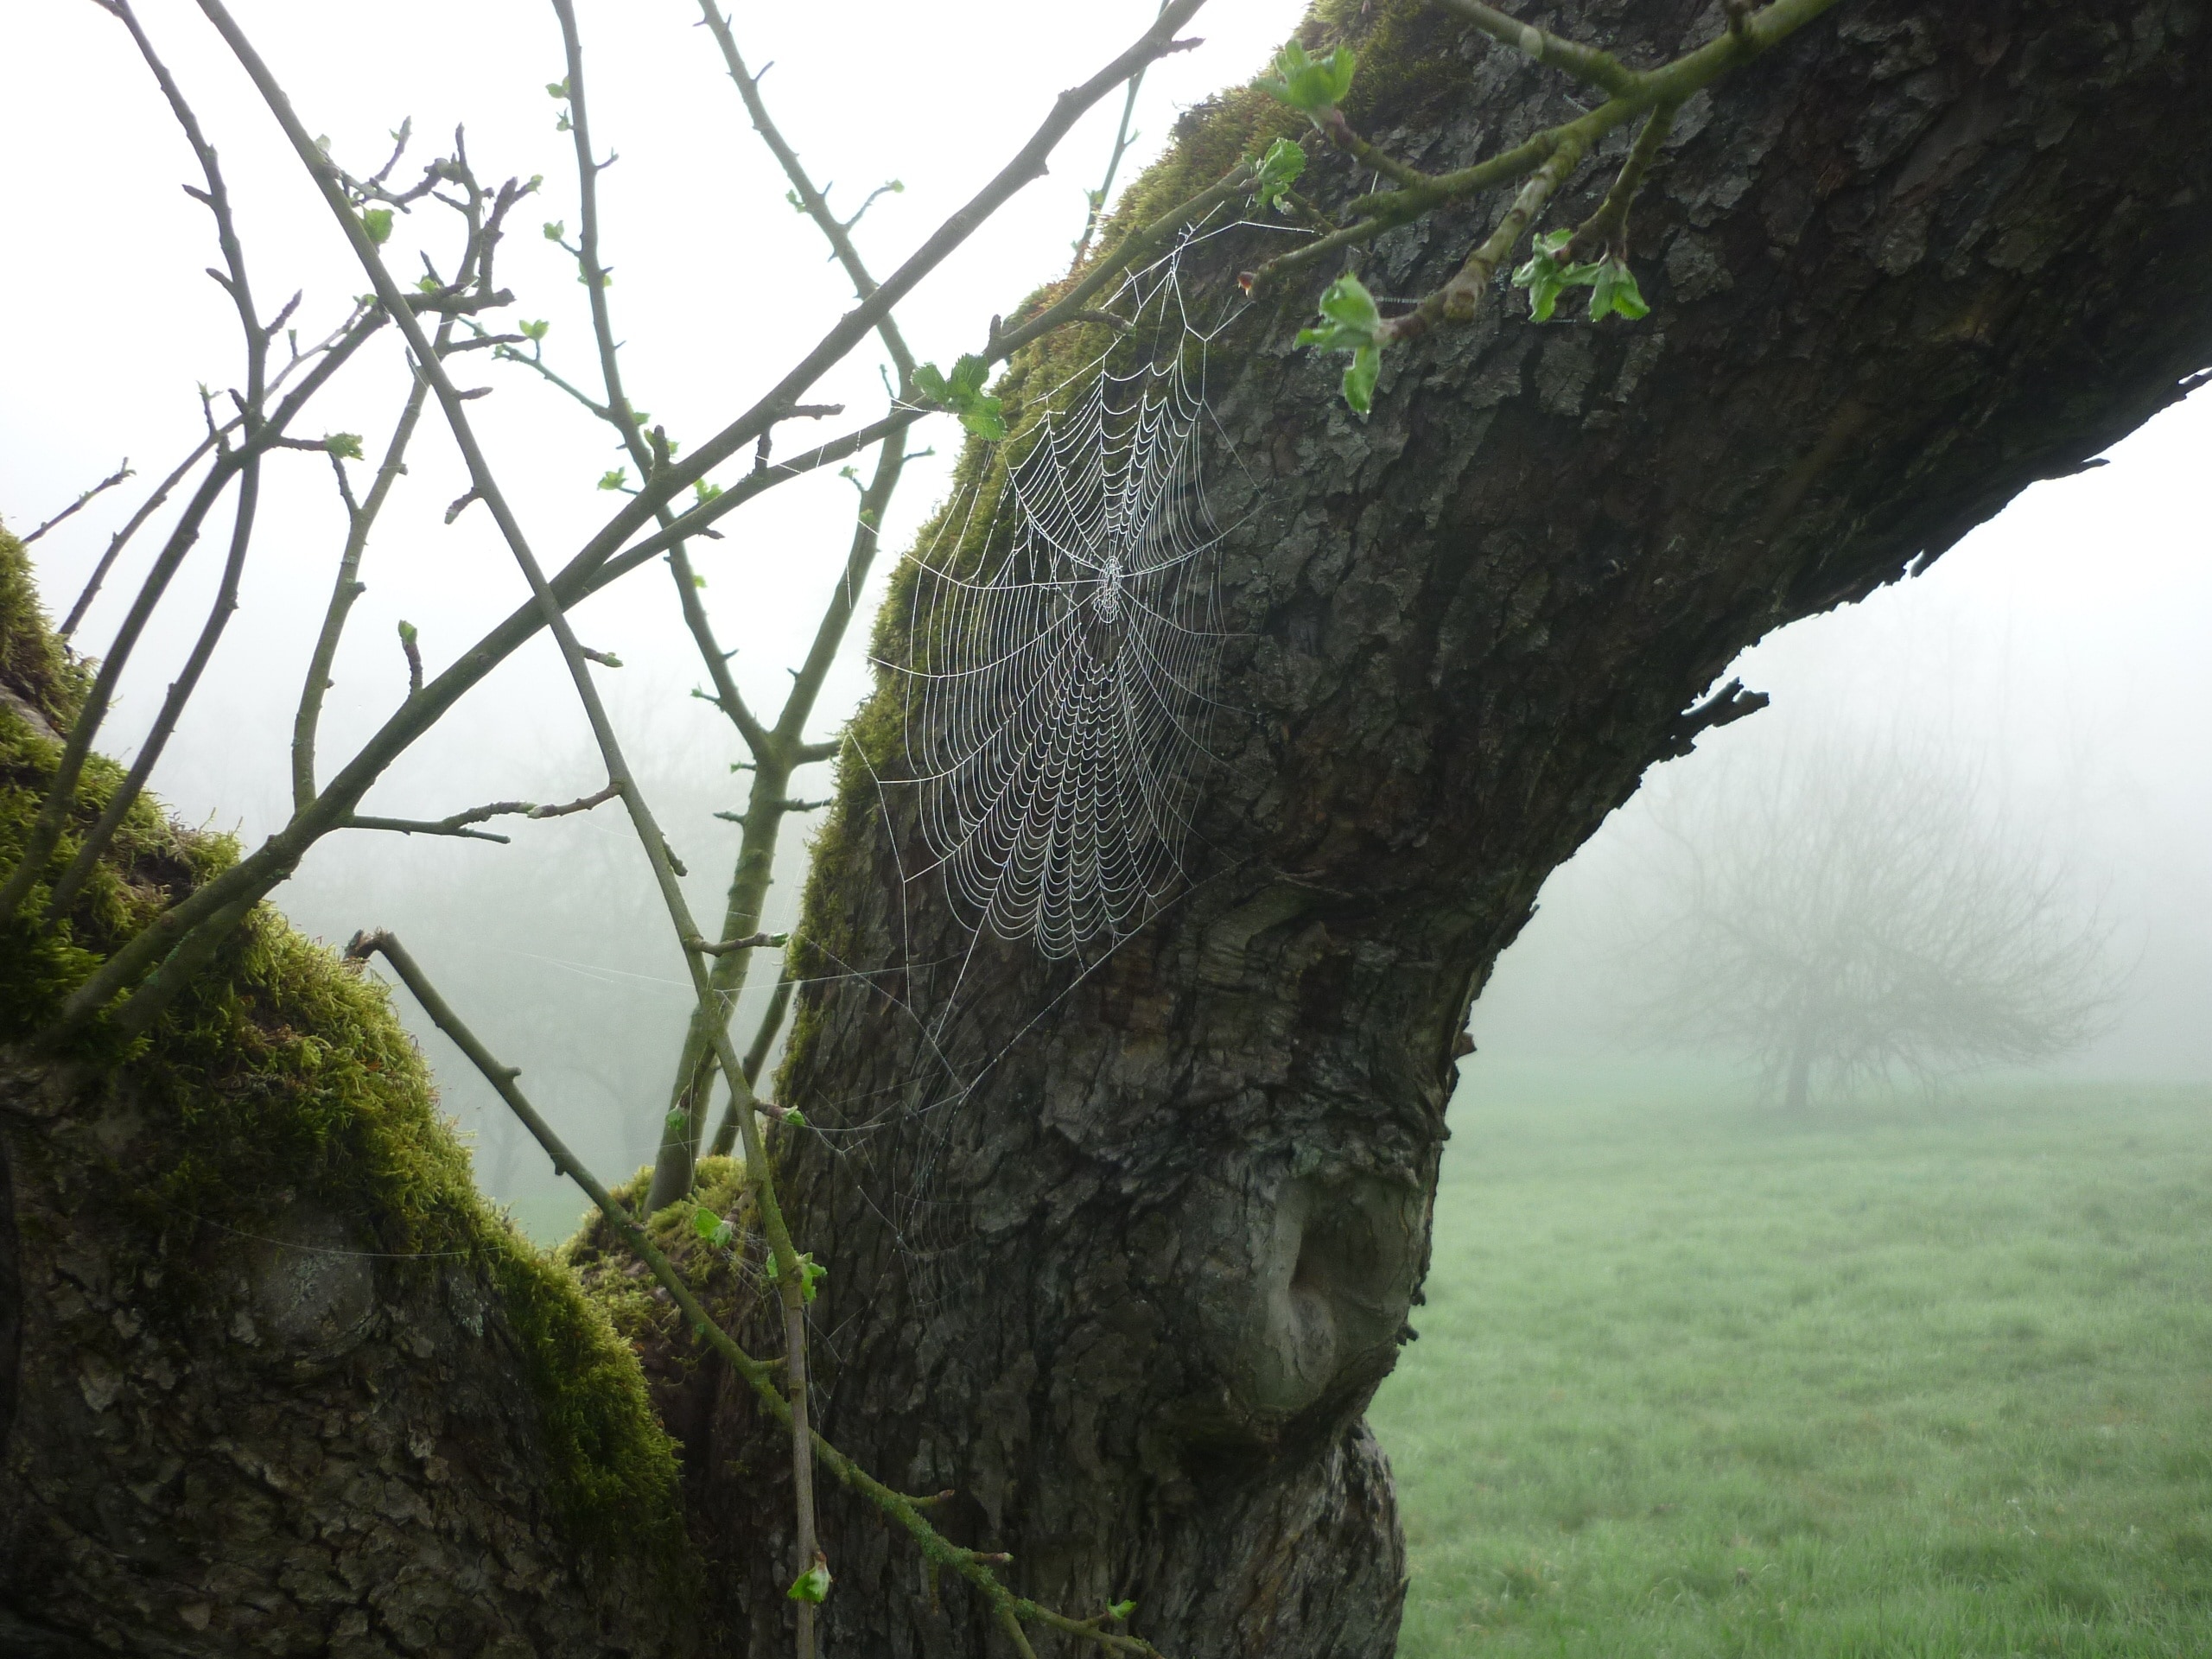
[6,1,2212,1655]
[0,514,702,1654]
[0,1067,692,1658]
[696,1,2212,1653]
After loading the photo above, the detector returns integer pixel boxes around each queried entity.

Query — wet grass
[1370,1065,2212,1658]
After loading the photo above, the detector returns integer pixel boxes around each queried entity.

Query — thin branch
[293,356,438,810]
[619,0,1211,509]
[46,0,1216,1037]
[0,3,388,924]
[213,9,838,1635]
[1565,99,1678,263]
[1250,0,1843,299]
[21,460,134,548]
[1429,0,1643,96]
[694,2,918,385]
[709,969,795,1157]
[1318,107,1432,188]
[530,781,621,818]
[1381,124,1591,342]
[344,931,1166,1657]
[44,452,265,918]
[60,303,369,638]
[341,814,518,844]
[693,931,786,955]
[1071,0,1168,265]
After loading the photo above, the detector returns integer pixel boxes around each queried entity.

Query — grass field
[1368,1065,2212,1658]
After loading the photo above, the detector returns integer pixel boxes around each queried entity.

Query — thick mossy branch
[0,520,688,1569]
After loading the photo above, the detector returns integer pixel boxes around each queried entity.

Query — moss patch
[0,518,689,1570]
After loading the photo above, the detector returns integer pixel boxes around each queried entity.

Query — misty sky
[3,2,2205,1211]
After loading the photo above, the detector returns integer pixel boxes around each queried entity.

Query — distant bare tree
[1630,741,2115,1108]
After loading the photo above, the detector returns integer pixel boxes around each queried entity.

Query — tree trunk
[683,2,2212,1653]
[10,2,2212,1656]
[1784,1039,1815,1111]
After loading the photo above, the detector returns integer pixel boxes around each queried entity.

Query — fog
[1477,397,2212,1084]
[4,2,2206,1235]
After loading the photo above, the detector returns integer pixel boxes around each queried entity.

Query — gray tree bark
[7,2,2212,1656]
[668,1,2212,1653]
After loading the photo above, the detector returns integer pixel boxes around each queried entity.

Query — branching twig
[1249,0,1842,306]
[1430,0,1643,95]
[1071,0,1169,264]
[294,361,438,809]
[343,931,1167,1657]
[22,460,134,549]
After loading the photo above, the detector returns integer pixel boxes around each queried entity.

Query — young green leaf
[692,1206,721,1241]
[359,207,394,246]
[1259,41,1358,118]
[783,1107,807,1127]
[1108,1600,1136,1621]
[1341,342,1381,416]
[914,359,1007,441]
[948,354,988,398]
[1294,273,1388,414]
[787,1558,833,1605]
[543,220,565,242]
[598,467,628,492]
[519,318,550,342]
[693,480,723,505]
[546,78,569,99]
[323,432,365,461]
[957,397,1007,442]
[396,620,418,647]
[1510,232,1605,322]
[1251,137,1307,213]
[1586,258,1650,321]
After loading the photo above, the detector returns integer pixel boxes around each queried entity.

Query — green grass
[1370,1064,2212,1658]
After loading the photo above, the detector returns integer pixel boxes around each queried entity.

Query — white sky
[3,0,2206,1130]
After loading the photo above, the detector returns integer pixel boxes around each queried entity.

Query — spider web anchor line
[888,237,1240,963]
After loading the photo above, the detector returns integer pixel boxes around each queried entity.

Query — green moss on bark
[0,518,689,1571]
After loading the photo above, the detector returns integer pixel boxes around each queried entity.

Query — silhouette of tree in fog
[1632,741,2114,1107]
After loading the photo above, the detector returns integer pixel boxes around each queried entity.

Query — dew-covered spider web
[885,229,1246,965]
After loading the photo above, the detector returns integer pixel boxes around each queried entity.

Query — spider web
[886,235,1241,963]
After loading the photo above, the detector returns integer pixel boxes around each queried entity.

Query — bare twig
[42,0,1216,1042]
[22,460,134,549]
[1071,0,1170,264]
[529,782,621,818]
[1249,0,1842,302]
[693,931,786,955]
[44,452,264,917]
[1430,0,1643,95]
[344,931,1166,1656]
[294,361,438,809]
